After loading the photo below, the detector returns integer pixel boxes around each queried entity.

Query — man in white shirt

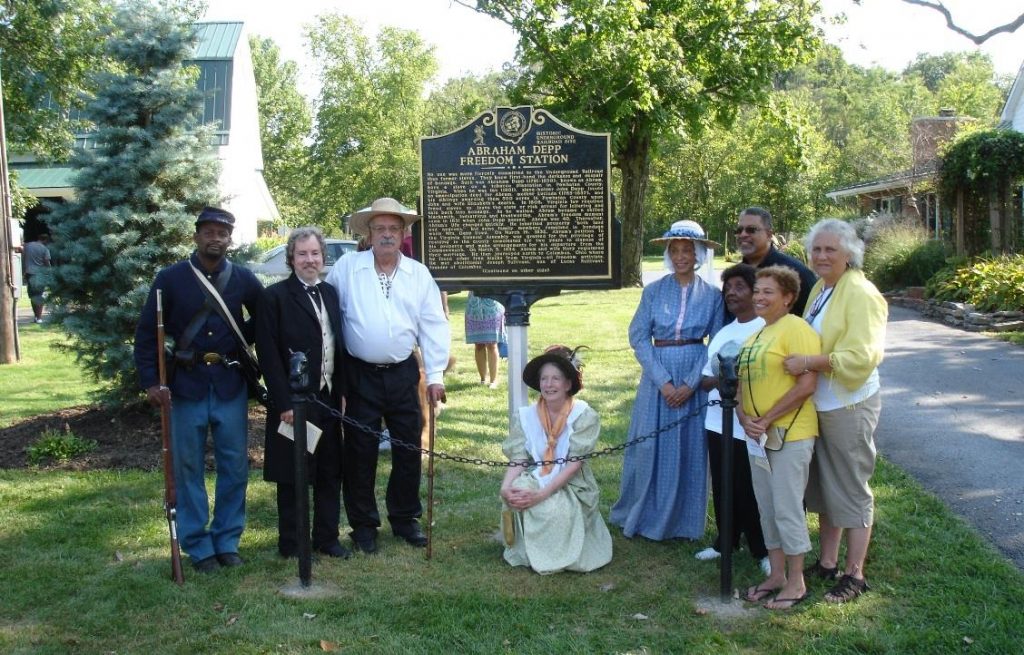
[325,197,450,553]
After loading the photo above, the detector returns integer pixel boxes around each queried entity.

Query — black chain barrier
[308,396,721,469]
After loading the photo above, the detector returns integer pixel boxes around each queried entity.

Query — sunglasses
[733,226,764,235]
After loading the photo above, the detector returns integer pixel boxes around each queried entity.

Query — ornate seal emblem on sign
[495,106,534,144]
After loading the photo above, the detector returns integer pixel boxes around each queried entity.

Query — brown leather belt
[653,338,703,347]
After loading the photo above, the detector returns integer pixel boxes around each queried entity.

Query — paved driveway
[878,306,1024,569]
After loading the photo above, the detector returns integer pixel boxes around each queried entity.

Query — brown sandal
[824,574,870,603]
[804,558,838,581]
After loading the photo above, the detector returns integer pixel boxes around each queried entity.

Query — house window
[193,60,232,143]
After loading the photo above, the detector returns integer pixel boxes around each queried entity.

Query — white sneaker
[759,556,771,575]
[695,547,721,561]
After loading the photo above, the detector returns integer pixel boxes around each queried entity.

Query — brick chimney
[910,108,967,165]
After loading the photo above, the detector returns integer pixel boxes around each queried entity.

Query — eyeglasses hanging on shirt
[805,287,834,325]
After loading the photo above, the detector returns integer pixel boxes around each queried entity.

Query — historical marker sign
[419,106,619,291]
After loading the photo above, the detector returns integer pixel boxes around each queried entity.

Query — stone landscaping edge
[884,287,1024,333]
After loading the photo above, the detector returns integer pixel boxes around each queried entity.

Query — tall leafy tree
[307,14,438,226]
[44,1,220,403]
[249,34,313,227]
[461,0,820,285]
[423,70,512,137]
[647,90,836,251]
[0,0,112,159]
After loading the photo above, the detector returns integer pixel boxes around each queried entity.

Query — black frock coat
[255,273,346,483]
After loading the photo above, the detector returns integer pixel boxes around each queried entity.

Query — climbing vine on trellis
[939,129,1024,199]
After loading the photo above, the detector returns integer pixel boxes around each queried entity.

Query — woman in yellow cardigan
[784,218,888,603]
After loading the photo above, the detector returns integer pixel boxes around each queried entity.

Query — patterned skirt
[465,294,505,344]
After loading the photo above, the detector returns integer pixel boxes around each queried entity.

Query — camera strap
[744,328,802,432]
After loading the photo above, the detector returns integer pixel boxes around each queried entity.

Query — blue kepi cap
[195,206,236,230]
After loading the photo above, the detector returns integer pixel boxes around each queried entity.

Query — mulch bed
[0,404,267,471]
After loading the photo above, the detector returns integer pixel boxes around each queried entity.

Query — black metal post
[288,351,312,588]
[717,347,741,603]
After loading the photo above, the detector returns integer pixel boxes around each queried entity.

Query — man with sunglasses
[735,207,816,316]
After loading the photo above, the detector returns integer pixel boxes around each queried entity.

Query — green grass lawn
[0,323,102,428]
[1,289,1022,653]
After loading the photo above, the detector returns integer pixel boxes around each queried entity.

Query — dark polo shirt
[724,245,817,323]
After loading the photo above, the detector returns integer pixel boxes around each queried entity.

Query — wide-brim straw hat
[650,219,722,250]
[348,197,421,237]
[521,345,586,396]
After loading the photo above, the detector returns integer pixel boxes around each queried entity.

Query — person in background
[325,197,450,554]
[22,233,51,324]
[610,220,723,541]
[255,227,350,560]
[465,291,505,388]
[784,218,887,603]
[735,206,816,316]
[737,266,820,610]
[500,345,612,574]
[133,207,263,573]
[696,263,769,575]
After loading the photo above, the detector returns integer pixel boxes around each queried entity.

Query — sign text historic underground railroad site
[419,106,617,290]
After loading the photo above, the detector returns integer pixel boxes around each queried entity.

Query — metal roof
[826,160,939,200]
[192,22,242,60]
[9,165,76,190]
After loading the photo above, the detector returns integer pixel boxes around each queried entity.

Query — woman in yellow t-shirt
[738,266,821,610]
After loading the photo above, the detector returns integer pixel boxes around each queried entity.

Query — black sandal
[825,574,870,603]
[803,558,838,581]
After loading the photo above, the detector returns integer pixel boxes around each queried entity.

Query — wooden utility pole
[1,55,21,364]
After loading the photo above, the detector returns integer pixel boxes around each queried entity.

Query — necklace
[376,264,397,299]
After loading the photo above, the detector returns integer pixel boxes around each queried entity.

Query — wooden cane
[426,400,436,561]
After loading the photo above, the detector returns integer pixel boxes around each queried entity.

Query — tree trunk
[617,127,652,288]
[0,82,18,365]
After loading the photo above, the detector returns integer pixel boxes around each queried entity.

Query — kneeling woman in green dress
[499,345,613,574]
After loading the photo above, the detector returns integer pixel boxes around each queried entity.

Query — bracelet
[802,356,810,374]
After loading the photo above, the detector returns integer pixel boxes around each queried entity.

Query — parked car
[248,238,358,280]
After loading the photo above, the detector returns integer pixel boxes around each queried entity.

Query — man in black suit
[255,227,350,559]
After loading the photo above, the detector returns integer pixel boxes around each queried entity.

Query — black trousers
[275,392,343,553]
[342,356,423,540]
[707,430,768,559]
[276,478,343,553]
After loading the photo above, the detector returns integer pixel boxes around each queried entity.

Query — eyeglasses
[733,226,763,236]
[370,225,403,235]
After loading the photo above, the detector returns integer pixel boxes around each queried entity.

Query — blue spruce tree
[45,2,220,403]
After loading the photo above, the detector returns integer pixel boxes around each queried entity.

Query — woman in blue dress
[610,220,724,540]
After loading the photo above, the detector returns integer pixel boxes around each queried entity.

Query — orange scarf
[537,397,573,475]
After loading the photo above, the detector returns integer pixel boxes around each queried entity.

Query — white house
[9,21,277,244]
[998,60,1024,131]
